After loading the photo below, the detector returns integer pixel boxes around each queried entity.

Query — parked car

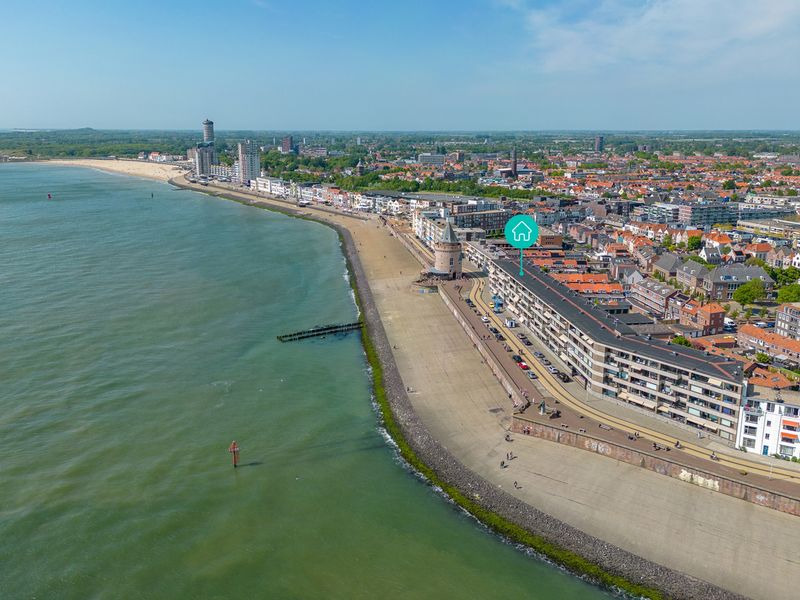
[541,359,551,366]
[523,340,532,346]
[518,361,530,370]
[533,352,544,358]
[489,327,499,334]
[512,354,523,363]
[558,373,571,383]
[517,333,528,340]
[547,366,558,374]
[527,371,538,380]
[480,316,490,323]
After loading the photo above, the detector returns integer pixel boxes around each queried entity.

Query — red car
[518,361,530,370]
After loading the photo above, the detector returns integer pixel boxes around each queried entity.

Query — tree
[722,179,736,190]
[672,335,692,347]
[760,308,768,317]
[754,352,772,364]
[729,309,740,319]
[720,246,731,255]
[687,255,710,267]
[723,303,731,314]
[676,241,686,250]
[662,233,673,248]
[687,235,703,251]
[733,279,766,306]
[777,284,800,303]
[744,308,753,320]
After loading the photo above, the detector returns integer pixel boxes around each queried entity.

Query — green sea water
[0,164,611,599]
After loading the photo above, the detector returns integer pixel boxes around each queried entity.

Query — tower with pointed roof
[434,221,462,279]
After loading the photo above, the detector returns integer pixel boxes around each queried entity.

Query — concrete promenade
[170,179,799,599]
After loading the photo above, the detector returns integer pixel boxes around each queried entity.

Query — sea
[0,163,611,599]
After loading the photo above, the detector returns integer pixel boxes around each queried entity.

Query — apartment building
[629,279,678,318]
[737,382,800,459]
[701,265,774,301]
[678,202,738,229]
[486,255,744,441]
[775,303,800,340]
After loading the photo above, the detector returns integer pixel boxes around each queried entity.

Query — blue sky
[2,0,799,130]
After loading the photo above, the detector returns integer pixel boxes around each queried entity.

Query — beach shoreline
[36,160,763,599]
[45,158,185,182]
[163,175,747,600]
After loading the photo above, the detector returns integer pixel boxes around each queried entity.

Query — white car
[481,316,490,323]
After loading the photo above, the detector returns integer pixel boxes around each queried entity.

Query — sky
[2,0,799,130]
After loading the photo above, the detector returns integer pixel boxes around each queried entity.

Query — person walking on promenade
[228,440,240,468]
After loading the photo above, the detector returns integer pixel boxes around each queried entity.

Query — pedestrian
[228,440,240,468]
[500,460,506,468]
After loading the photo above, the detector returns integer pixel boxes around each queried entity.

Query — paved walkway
[460,277,800,490]
[178,182,799,599]
[368,245,798,600]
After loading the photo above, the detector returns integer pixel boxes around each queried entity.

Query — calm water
[0,164,610,599]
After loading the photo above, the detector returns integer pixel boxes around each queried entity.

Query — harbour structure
[237,140,260,185]
[477,246,745,442]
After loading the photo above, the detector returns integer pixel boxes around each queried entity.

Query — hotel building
[482,250,745,442]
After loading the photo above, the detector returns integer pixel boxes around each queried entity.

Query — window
[742,438,756,448]
[744,426,757,436]
[765,433,770,439]
[779,445,794,456]
[745,413,759,424]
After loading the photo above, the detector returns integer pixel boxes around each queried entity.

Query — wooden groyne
[277,322,363,342]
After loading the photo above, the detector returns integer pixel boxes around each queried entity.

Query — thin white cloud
[509,0,800,78]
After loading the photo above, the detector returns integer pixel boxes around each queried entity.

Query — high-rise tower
[237,140,260,185]
[202,119,215,143]
[511,148,518,178]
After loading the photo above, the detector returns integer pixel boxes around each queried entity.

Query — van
[755,321,769,329]
[724,317,736,327]
[504,319,516,328]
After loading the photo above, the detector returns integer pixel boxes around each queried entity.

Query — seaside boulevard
[56,159,798,600]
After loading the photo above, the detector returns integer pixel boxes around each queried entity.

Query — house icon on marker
[511,220,533,243]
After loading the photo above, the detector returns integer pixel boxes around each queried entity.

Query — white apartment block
[737,387,800,459]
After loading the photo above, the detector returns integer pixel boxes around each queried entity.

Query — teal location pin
[504,214,539,276]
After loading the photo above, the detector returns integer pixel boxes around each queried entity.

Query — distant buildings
[594,135,605,152]
[281,136,294,154]
[417,153,446,166]
[194,142,215,177]
[202,119,215,143]
[237,140,260,185]
[194,118,218,176]
[678,203,738,229]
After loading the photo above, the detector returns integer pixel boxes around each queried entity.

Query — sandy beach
[47,158,184,182]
